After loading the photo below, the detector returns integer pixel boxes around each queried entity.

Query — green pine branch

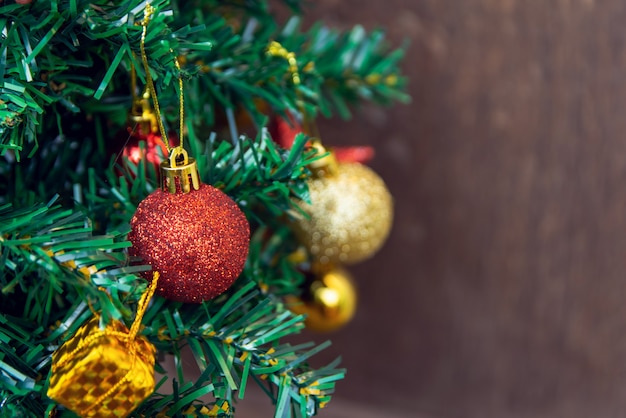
[0,198,144,325]
[0,122,335,416]
[0,194,343,417]
[1,0,408,158]
[0,1,408,416]
[135,281,344,418]
[276,18,411,119]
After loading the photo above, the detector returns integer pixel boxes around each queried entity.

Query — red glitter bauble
[128,184,250,303]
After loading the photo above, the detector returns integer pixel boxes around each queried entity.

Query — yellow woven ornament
[47,273,159,417]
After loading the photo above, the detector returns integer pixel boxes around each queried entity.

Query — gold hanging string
[130,59,138,103]
[174,54,185,151]
[266,41,320,138]
[267,41,339,177]
[267,41,301,85]
[129,58,142,118]
[139,3,185,152]
[129,272,159,339]
[127,57,159,134]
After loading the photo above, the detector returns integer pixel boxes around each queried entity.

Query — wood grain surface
[293,1,626,417]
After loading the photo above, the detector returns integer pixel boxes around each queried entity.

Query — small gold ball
[286,266,357,332]
[293,162,393,265]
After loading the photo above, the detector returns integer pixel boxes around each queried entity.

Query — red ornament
[269,115,375,163]
[112,91,171,174]
[269,114,303,149]
[119,126,168,169]
[333,146,375,163]
[128,183,250,303]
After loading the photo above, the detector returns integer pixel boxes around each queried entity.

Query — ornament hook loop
[160,146,201,194]
[309,140,338,177]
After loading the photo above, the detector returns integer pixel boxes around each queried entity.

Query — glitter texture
[293,162,393,265]
[128,184,250,303]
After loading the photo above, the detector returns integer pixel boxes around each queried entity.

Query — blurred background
[267,1,626,417]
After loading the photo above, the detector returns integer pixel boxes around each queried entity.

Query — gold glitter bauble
[286,266,357,332]
[293,162,393,265]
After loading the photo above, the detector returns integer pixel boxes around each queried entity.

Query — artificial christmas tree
[0,1,408,416]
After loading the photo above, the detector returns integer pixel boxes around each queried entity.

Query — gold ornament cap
[130,90,159,135]
[160,147,201,194]
[308,140,338,178]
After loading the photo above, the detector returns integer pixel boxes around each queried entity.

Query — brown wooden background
[290,1,626,417]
